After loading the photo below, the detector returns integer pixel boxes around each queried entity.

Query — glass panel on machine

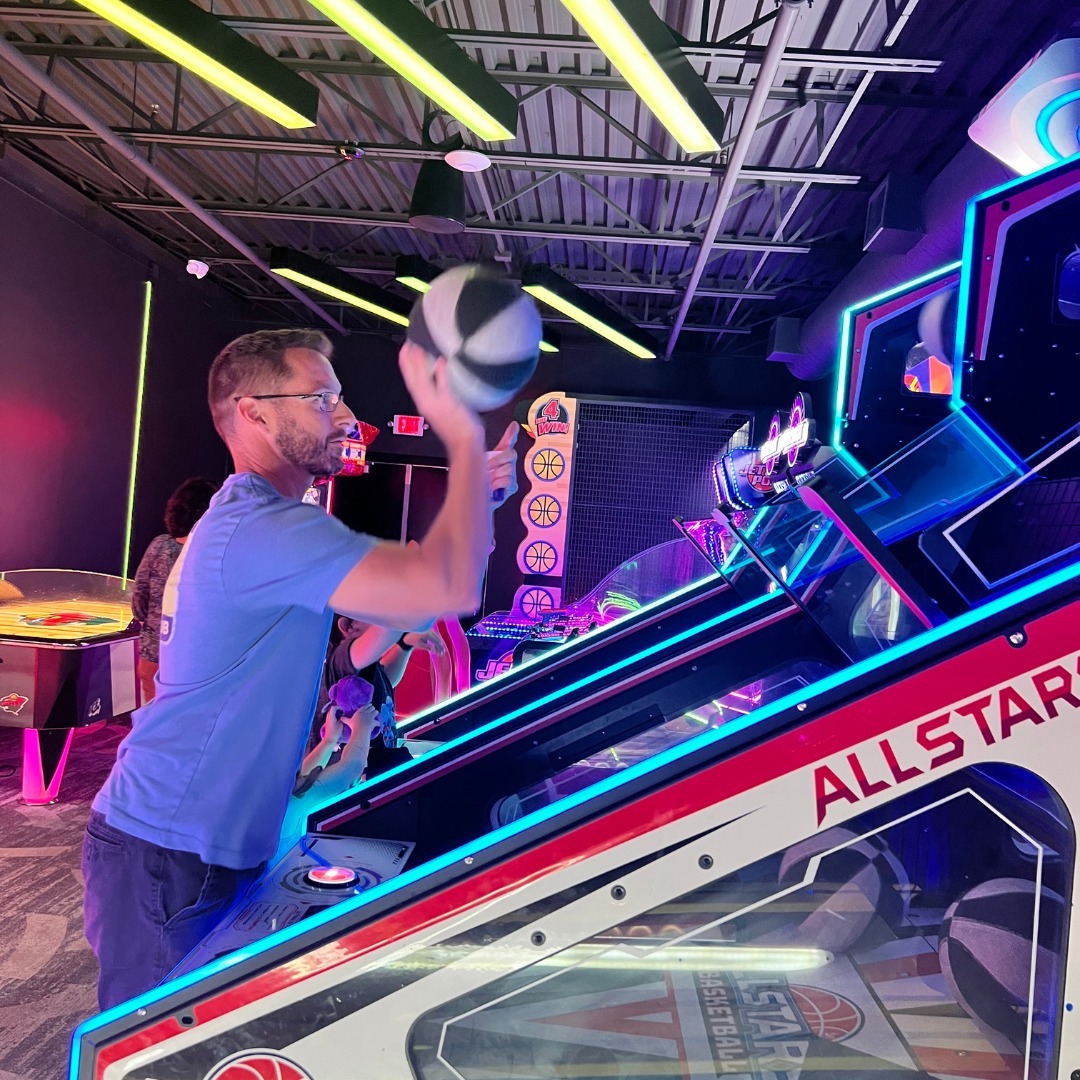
[844,409,1023,544]
[414,765,1071,1080]
[491,662,834,827]
[921,423,1080,602]
[0,569,135,642]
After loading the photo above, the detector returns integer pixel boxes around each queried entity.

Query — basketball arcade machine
[74,156,1080,1080]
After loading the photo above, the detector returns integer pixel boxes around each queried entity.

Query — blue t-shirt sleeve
[222,498,376,613]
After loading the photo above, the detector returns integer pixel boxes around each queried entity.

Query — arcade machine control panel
[176,834,414,975]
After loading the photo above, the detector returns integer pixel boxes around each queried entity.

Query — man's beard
[275,415,343,477]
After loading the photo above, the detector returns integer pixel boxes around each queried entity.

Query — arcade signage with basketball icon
[533,397,571,436]
[715,392,818,514]
[512,391,579,623]
[339,419,380,477]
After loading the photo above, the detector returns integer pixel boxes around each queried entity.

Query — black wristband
[397,634,414,652]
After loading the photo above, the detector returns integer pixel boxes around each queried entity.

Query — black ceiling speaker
[409,160,466,234]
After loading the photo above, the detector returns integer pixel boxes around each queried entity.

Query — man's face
[269,348,357,477]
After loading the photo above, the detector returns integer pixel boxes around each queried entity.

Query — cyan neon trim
[952,195,979,406]
[951,150,1080,405]
[121,281,152,580]
[787,524,833,588]
[1035,91,1080,162]
[70,554,1080,1078]
[832,262,960,469]
[947,403,1023,475]
[831,302,854,450]
[69,590,773,1070]
[398,571,719,733]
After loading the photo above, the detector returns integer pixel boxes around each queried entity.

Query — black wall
[0,153,249,575]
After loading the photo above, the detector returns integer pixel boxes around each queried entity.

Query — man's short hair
[208,328,333,437]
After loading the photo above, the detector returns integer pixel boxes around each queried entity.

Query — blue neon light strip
[69,555,1080,1078]
[313,593,773,813]
[951,150,1080,405]
[831,302,854,451]
[69,591,773,1069]
[831,262,961,470]
[398,572,719,734]
[1035,92,1080,161]
[951,191,979,406]
[947,404,1023,474]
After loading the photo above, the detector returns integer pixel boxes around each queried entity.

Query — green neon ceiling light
[121,280,152,581]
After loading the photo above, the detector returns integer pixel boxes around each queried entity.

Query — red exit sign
[392,414,426,437]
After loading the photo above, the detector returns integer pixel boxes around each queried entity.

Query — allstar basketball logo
[0,693,29,716]
[534,397,570,436]
[204,1050,313,1080]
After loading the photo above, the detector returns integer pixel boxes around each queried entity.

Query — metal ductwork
[785,141,1014,380]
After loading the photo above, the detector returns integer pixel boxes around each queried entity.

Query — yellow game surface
[0,599,134,642]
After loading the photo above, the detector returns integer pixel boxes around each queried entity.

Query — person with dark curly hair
[131,477,219,703]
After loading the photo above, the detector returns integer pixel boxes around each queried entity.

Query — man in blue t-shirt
[83,328,518,1010]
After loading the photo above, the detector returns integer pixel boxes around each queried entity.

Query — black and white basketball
[938,877,1063,1045]
[775,826,911,952]
[406,264,541,412]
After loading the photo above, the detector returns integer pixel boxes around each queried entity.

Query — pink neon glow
[21,728,74,804]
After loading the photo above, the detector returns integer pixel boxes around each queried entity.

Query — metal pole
[665,0,808,358]
[0,36,345,333]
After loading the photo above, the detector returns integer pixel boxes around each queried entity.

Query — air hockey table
[0,569,137,803]
[73,153,1080,1080]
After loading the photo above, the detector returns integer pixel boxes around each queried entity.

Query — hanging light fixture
[74,0,319,128]
[306,0,518,142]
[270,248,410,325]
[408,161,467,234]
[522,264,658,359]
[557,0,725,153]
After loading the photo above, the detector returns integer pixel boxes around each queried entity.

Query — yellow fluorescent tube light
[307,0,518,142]
[77,0,319,128]
[559,0,724,153]
[271,248,411,325]
[274,267,410,325]
[524,283,657,359]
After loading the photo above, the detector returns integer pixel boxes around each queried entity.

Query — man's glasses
[235,391,344,413]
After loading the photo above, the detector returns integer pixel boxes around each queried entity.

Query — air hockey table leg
[21,727,74,805]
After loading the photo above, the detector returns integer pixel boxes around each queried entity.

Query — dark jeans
[81,810,263,1011]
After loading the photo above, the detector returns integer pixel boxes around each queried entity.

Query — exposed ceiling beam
[201,255,781,299]
[667,0,805,356]
[108,198,816,253]
[0,8,940,74]
[7,41,966,110]
[239,292,753,334]
[0,32,346,333]
[0,122,862,185]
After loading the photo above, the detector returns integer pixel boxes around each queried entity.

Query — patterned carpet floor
[0,721,126,1080]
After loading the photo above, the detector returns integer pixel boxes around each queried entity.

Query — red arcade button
[304,865,359,889]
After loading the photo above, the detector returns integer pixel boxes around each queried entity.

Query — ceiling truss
[0,0,960,348]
